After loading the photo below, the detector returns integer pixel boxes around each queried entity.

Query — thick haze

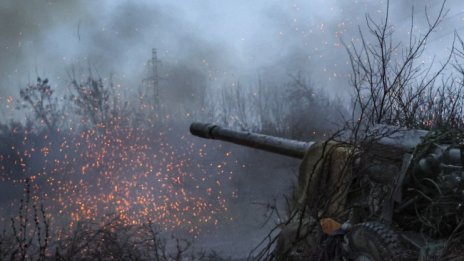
[0,0,462,119]
[1,1,464,257]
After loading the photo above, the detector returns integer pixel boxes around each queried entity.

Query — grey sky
[0,0,462,110]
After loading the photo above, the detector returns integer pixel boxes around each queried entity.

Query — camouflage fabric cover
[274,141,354,259]
[295,140,354,220]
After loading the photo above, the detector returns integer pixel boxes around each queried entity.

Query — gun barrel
[190,122,313,159]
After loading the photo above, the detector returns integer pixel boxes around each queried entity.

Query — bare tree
[20,78,60,131]
[219,81,254,130]
[69,77,111,128]
[343,0,452,135]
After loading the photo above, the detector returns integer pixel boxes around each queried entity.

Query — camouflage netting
[397,130,464,257]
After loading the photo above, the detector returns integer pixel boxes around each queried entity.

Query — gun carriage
[190,122,464,260]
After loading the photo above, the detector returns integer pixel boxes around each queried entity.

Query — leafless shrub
[2,207,232,261]
[55,217,232,261]
[6,180,50,261]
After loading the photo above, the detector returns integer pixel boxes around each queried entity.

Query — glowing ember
[0,114,237,234]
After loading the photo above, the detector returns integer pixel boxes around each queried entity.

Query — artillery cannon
[190,122,313,158]
[190,122,464,260]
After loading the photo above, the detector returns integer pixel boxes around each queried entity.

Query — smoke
[1,0,463,257]
[0,1,77,92]
[1,0,460,100]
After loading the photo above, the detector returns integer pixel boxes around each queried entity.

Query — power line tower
[142,48,162,114]
[151,48,160,106]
